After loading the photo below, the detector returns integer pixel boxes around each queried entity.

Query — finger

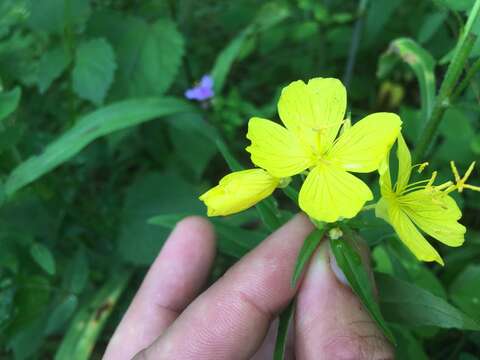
[137,213,314,360]
[295,241,394,360]
[104,216,216,360]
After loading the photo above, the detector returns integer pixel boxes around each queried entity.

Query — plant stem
[451,57,480,101]
[343,0,369,88]
[63,0,76,125]
[412,0,480,162]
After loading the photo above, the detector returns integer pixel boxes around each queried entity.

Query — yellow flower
[199,169,279,216]
[375,134,466,265]
[246,77,402,222]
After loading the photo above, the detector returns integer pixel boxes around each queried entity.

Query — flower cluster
[199,77,478,265]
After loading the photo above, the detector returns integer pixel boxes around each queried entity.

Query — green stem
[412,0,480,162]
[451,57,480,101]
[361,204,376,212]
[63,0,76,125]
[343,0,369,88]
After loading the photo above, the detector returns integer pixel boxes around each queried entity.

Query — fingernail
[329,249,350,287]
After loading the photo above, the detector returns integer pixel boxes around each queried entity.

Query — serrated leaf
[88,13,184,97]
[0,87,21,122]
[377,273,480,330]
[30,243,56,275]
[27,0,90,34]
[5,97,194,197]
[330,232,395,344]
[72,38,116,105]
[378,38,436,121]
[36,47,69,93]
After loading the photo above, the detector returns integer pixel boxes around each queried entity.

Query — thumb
[294,239,394,360]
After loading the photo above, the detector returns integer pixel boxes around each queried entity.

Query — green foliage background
[0,0,480,358]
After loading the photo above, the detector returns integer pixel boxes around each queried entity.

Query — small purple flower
[185,75,214,101]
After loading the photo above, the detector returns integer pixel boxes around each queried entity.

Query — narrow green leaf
[377,273,480,331]
[55,269,132,360]
[378,38,436,120]
[30,243,56,275]
[72,38,117,105]
[273,300,295,360]
[291,228,325,287]
[0,87,21,122]
[5,97,194,197]
[330,232,395,344]
[210,2,288,93]
[46,294,78,334]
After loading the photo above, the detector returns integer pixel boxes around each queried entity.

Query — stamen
[418,162,429,173]
[450,161,461,183]
[450,161,479,193]
[426,171,438,187]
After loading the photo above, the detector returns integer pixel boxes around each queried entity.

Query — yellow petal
[396,133,411,193]
[298,164,373,223]
[246,117,314,177]
[399,190,465,247]
[378,154,393,196]
[277,78,346,152]
[387,202,444,265]
[199,169,279,216]
[327,112,402,173]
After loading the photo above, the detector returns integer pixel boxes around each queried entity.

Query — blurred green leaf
[149,213,266,258]
[0,87,21,122]
[30,243,56,275]
[417,11,447,44]
[62,248,89,294]
[0,279,15,330]
[291,228,325,287]
[379,38,436,120]
[5,97,194,197]
[72,38,116,105]
[55,269,132,360]
[88,13,184,97]
[46,294,78,334]
[449,264,480,319]
[436,0,475,11]
[118,172,203,265]
[377,273,480,330]
[27,0,90,34]
[331,231,395,343]
[364,0,403,46]
[36,47,70,93]
[211,2,289,94]
[8,275,50,335]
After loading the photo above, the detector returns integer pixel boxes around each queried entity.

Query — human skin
[103,214,393,360]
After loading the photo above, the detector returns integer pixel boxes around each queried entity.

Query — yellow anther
[418,162,429,173]
[426,171,437,187]
[450,161,478,193]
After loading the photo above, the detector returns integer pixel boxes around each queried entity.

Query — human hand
[104,214,393,360]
